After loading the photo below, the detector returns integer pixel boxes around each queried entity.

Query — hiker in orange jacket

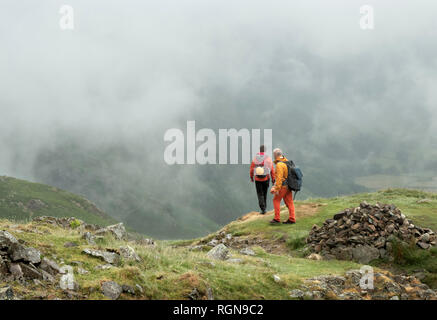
[250,145,275,214]
[269,148,296,224]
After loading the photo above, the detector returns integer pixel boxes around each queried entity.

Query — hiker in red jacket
[250,145,275,214]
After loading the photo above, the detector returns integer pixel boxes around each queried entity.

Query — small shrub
[70,219,81,229]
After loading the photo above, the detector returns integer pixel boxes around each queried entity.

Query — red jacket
[250,152,275,182]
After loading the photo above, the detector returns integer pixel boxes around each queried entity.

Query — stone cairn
[306,202,436,263]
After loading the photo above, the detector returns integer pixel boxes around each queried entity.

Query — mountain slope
[0,188,436,300]
[0,176,115,226]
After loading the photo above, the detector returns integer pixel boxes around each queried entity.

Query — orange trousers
[273,187,296,222]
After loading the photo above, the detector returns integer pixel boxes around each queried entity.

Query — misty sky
[1,1,437,237]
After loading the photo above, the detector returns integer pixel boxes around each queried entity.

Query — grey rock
[82,248,120,265]
[207,239,219,246]
[8,263,23,279]
[60,279,80,291]
[240,248,255,256]
[102,281,123,300]
[417,242,430,249]
[273,275,281,282]
[332,247,353,260]
[119,246,141,262]
[420,233,430,242]
[0,230,18,249]
[207,244,229,260]
[9,243,41,264]
[39,257,61,275]
[95,223,127,240]
[351,245,380,264]
[135,284,144,294]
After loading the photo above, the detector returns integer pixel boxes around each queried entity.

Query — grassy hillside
[0,176,115,226]
[176,188,437,291]
[0,216,360,300]
[1,188,436,300]
[218,188,437,248]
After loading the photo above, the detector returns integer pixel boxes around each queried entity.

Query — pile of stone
[307,202,436,263]
[0,230,62,287]
[290,270,437,300]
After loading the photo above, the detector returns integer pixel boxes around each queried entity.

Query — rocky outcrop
[207,244,229,260]
[119,246,141,262]
[101,281,122,300]
[0,230,50,283]
[293,270,437,300]
[0,230,19,248]
[94,223,127,240]
[9,243,41,264]
[32,216,100,231]
[82,248,121,265]
[39,258,61,276]
[307,202,436,263]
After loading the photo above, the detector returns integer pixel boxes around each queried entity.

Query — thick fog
[1,1,437,238]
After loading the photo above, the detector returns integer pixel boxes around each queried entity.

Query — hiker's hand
[270,188,276,194]
[250,177,254,182]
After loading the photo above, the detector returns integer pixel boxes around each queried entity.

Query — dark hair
[260,145,265,152]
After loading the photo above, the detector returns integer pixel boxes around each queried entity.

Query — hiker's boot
[282,219,296,225]
[269,219,280,224]
[260,210,266,215]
